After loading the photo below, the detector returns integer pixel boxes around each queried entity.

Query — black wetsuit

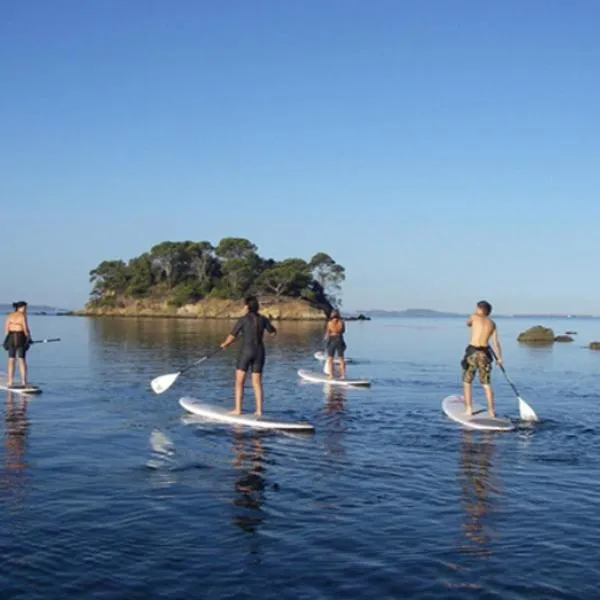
[231,312,276,374]
[3,332,30,359]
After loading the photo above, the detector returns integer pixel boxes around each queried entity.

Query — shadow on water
[0,392,30,513]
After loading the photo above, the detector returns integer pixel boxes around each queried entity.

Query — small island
[75,238,346,320]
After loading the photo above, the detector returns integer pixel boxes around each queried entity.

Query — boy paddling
[461,301,503,417]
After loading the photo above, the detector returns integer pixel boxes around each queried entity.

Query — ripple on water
[2,316,600,598]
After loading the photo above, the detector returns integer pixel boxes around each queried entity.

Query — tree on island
[88,237,344,314]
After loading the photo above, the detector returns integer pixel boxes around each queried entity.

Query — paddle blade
[518,396,539,422]
[151,372,180,394]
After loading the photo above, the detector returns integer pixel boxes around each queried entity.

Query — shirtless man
[324,310,346,379]
[461,301,503,417]
[3,301,31,387]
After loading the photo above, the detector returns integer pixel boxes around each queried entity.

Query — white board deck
[0,375,42,395]
[442,395,514,432]
[179,397,315,432]
[314,351,354,363]
[298,369,371,387]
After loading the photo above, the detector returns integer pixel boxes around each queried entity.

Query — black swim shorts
[236,346,266,374]
[326,336,346,358]
[3,332,29,359]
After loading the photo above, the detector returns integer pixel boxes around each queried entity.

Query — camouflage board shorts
[461,345,493,385]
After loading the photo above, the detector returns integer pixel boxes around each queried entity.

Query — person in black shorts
[324,309,346,379]
[220,296,277,416]
[3,301,32,387]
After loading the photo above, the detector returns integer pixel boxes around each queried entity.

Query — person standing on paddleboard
[220,296,277,417]
[3,301,32,387]
[461,300,503,417]
[325,309,347,379]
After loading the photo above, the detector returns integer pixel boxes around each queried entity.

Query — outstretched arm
[220,334,236,349]
[491,328,503,365]
[265,319,277,337]
[221,318,243,349]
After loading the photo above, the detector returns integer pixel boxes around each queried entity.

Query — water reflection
[88,317,324,350]
[458,431,499,559]
[230,430,266,534]
[322,384,347,459]
[0,392,30,512]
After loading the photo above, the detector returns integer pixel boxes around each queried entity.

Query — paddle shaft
[179,347,222,375]
[31,338,61,344]
[489,346,521,396]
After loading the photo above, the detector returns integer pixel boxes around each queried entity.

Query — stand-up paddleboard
[314,351,354,363]
[442,395,514,432]
[0,375,42,395]
[298,369,370,387]
[179,397,315,432]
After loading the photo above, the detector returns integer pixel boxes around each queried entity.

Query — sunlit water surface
[1,315,600,599]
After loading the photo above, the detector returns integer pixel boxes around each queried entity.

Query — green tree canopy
[309,252,346,307]
[88,238,345,309]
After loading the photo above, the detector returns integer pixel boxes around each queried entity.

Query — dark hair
[330,309,341,319]
[245,296,259,314]
[477,300,492,316]
[13,301,27,310]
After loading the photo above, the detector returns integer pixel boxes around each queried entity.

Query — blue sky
[1,0,599,313]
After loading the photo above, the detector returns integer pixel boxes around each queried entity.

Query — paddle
[31,338,61,344]
[150,348,221,394]
[489,347,538,422]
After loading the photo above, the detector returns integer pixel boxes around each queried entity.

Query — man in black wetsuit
[220,296,277,417]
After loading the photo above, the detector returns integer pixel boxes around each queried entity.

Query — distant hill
[358,308,600,319]
[0,303,68,315]
[360,308,465,318]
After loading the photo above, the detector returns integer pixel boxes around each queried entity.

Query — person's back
[3,301,31,386]
[461,300,503,418]
[234,312,272,351]
[468,313,496,348]
[6,310,25,332]
[327,317,345,337]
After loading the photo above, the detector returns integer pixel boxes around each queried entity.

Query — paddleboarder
[3,301,32,388]
[325,309,347,379]
[461,301,503,417]
[220,296,277,417]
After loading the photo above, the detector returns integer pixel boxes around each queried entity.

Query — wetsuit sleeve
[264,317,276,334]
[231,317,245,337]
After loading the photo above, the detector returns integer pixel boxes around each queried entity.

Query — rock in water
[554,335,574,342]
[517,326,555,344]
[589,342,600,350]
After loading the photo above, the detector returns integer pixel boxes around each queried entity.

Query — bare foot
[465,409,473,417]
[228,409,242,416]
[254,411,263,418]
[489,411,496,418]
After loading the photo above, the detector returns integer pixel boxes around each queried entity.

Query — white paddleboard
[0,375,42,395]
[314,351,354,363]
[298,369,370,387]
[442,395,514,432]
[179,397,315,432]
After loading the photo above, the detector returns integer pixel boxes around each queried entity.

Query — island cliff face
[79,237,346,320]
[74,297,327,320]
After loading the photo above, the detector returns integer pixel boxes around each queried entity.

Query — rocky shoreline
[68,297,364,321]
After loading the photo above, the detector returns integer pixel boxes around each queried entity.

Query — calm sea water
[1,315,600,599]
